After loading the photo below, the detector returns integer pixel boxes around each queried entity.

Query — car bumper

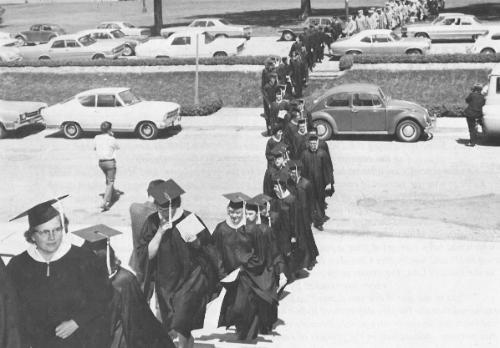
[158,114,181,129]
[4,114,44,131]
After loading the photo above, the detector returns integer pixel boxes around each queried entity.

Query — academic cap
[248,193,272,211]
[9,195,69,228]
[272,171,289,186]
[147,179,166,196]
[308,133,319,141]
[150,179,185,206]
[223,192,251,209]
[271,144,287,158]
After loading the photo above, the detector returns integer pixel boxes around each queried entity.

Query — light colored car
[18,34,124,60]
[0,31,18,47]
[481,65,500,137]
[78,29,149,56]
[97,22,151,37]
[161,18,251,40]
[331,30,430,57]
[469,28,500,55]
[309,83,434,142]
[41,87,181,140]
[278,16,333,41]
[0,47,22,62]
[0,100,47,138]
[15,24,66,45]
[402,13,493,41]
[135,29,246,58]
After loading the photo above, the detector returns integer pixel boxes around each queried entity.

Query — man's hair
[100,121,112,133]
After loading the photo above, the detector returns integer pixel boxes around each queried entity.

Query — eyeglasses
[34,226,63,237]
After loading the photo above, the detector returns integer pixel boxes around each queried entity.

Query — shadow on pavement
[456,136,500,147]
[3,124,45,139]
[196,332,273,345]
[44,126,182,140]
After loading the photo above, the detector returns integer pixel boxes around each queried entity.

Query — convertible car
[41,88,181,140]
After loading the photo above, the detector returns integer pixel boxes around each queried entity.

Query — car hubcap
[124,47,132,55]
[402,125,415,138]
[142,125,152,136]
[316,124,327,136]
[67,125,76,135]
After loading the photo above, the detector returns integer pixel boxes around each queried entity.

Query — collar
[298,129,307,135]
[27,236,72,263]
[157,208,185,224]
[226,217,245,230]
[272,135,282,142]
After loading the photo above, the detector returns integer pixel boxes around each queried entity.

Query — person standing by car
[464,83,486,147]
[94,121,119,211]
[355,9,368,33]
[343,16,357,37]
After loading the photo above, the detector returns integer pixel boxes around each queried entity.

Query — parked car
[15,24,66,45]
[18,34,124,60]
[331,29,430,57]
[481,64,500,137]
[97,22,151,37]
[135,29,246,58]
[41,88,181,140]
[78,29,149,56]
[0,32,18,47]
[0,99,47,138]
[402,13,493,41]
[0,47,22,62]
[469,28,500,55]
[278,16,333,41]
[161,18,251,40]
[309,83,434,142]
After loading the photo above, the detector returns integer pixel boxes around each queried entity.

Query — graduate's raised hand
[55,320,79,339]
[158,220,172,235]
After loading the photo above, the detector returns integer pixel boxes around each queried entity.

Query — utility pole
[142,0,147,13]
[194,33,199,105]
[345,0,349,19]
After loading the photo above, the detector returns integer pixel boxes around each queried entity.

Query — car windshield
[432,16,445,25]
[111,30,125,38]
[123,22,135,28]
[204,32,215,44]
[390,32,401,41]
[118,90,141,106]
[219,19,231,25]
[78,35,96,46]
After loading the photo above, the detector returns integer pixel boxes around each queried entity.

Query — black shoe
[465,142,475,147]
[313,223,324,231]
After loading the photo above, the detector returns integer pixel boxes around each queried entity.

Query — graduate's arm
[211,225,228,278]
[147,222,169,260]
[136,216,159,281]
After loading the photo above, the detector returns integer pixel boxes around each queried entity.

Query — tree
[153,0,163,36]
[300,0,312,19]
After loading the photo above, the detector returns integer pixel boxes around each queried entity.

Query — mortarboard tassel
[267,202,272,228]
[257,206,262,225]
[106,238,111,276]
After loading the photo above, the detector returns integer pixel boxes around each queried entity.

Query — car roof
[355,29,392,36]
[79,29,115,34]
[77,87,130,95]
[170,28,207,35]
[321,83,381,96]
[52,34,86,40]
[192,18,221,21]
[32,23,60,27]
[438,12,467,17]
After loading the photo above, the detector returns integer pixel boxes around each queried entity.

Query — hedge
[181,99,223,116]
[0,55,276,68]
[347,53,500,65]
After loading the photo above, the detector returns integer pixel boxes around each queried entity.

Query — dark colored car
[15,24,66,45]
[309,83,434,142]
[278,16,333,41]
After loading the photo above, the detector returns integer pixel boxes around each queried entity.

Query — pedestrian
[261,58,276,127]
[262,72,280,135]
[290,118,309,160]
[263,145,290,197]
[367,8,378,29]
[464,83,486,147]
[7,196,113,348]
[299,134,335,231]
[0,257,22,348]
[73,224,175,348]
[343,15,357,37]
[265,125,286,168]
[355,9,368,33]
[136,180,220,348]
[290,50,304,98]
[94,121,119,212]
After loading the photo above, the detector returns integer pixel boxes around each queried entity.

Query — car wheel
[415,32,429,39]
[92,54,105,60]
[215,34,229,39]
[0,123,7,139]
[282,31,295,41]
[213,51,228,58]
[313,119,333,140]
[122,45,134,56]
[137,121,158,140]
[15,36,26,46]
[406,49,422,55]
[39,56,50,60]
[480,48,496,55]
[345,50,361,56]
[62,122,82,139]
[396,119,421,142]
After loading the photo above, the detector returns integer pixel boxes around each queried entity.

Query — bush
[351,53,500,64]
[0,56,277,68]
[181,99,223,116]
[338,55,354,71]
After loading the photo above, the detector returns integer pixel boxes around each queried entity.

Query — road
[2,109,500,347]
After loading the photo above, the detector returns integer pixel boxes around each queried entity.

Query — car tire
[282,31,295,41]
[313,119,333,140]
[123,45,134,56]
[156,55,169,59]
[62,122,82,139]
[406,49,422,55]
[92,54,105,60]
[213,51,228,58]
[345,50,361,56]
[0,123,7,139]
[480,48,495,55]
[396,119,421,142]
[415,32,429,39]
[15,35,26,46]
[137,121,158,140]
[39,56,50,60]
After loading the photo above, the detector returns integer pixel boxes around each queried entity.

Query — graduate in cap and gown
[290,118,309,160]
[288,161,319,270]
[72,224,174,348]
[6,196,113,348]
[136,180,220,348]
[299,134,335,231]
[263,145,290,197]
[215,194,279,340]
[265,125,286,168]
[0,257,22,348]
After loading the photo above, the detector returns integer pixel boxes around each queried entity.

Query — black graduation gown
[212,221,278,340]
[6,246,112,348]
[290,58,304,97]
[290,131,308,160]
[137,211,220,337]
[300,148,334,219]
[284,121,298,151]
[0,258,22,348]
[265,137,287,168]
[263,164,290,197]
[290,177,320,269]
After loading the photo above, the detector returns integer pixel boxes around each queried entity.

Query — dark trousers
[466,117,478,144]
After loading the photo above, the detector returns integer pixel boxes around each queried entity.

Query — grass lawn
[0,69,490,115]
